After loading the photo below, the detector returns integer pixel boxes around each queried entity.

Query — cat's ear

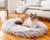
[30,13,33,17]
[30,13,32,15]
[35,13,37,16]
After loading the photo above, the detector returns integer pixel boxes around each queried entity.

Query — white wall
[8,0,25,13]
[0,0,5,7]
[8,0,10,13]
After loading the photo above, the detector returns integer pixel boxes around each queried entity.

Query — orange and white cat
[15,13,38,29]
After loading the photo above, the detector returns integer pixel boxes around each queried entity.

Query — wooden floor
[0,13,50,40]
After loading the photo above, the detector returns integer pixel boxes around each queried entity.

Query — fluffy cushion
[16,4,28,13]
[41,0,50,7]
[2,18,48,38]
[26,0,43,7]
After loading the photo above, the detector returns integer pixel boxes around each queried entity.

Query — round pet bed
[2,18,48,38]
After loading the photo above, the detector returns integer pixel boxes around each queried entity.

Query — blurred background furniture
[0,0,8,17]
[25,0,50,18]
[15,0,50,18]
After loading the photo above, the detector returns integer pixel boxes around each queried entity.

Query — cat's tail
[15,21,22,25]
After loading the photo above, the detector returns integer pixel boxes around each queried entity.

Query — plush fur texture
[15,13,38,28]
[2,18,48,38]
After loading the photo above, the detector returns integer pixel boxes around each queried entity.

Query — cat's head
[30,13,38,21]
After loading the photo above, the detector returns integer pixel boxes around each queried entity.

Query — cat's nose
[33,17,36,19]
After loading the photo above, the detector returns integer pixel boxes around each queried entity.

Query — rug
[2,18,48,38]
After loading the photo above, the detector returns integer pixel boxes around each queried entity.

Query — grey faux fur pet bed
[2,18,48,38]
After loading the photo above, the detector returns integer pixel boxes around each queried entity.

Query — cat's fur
[15,13,38,29]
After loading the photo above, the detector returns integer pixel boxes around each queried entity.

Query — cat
[15,13,38,29]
